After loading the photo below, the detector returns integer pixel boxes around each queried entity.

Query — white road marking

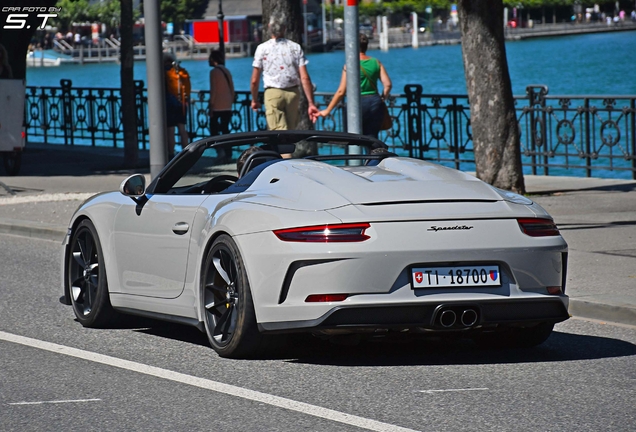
[0,331,419,432]
[9,398,101,406]
[418,388,489,394]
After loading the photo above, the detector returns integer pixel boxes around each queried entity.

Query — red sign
[347,0,358,5]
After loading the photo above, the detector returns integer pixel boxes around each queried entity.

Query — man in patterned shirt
[250,15,320,130]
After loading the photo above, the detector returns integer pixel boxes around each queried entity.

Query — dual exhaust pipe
[437,307,479,329]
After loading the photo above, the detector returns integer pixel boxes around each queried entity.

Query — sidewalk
[1,143,635,326]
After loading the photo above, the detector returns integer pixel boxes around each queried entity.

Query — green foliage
[332,0,626,20]
[502,0,619,7]
[54,0,92,30]
[157,0,208,31]
[356,1,454,17]
[52,0,130,31]
[49,0,207,35]
[380,0,453,15]
[94,0,123,27]
[329,1,453,21]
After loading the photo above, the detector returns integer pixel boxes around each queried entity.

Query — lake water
[26,31,636,96]
[25,31,636,179]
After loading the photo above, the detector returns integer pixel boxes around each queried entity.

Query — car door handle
[172,222,189,235]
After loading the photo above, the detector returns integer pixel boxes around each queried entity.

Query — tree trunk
[261,0,313,132]
[120,0,139,167]
[0,0,58,80]
[457,0,525,194]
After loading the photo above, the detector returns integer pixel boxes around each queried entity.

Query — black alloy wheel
[202,235,262,358]
[68,219,115,327]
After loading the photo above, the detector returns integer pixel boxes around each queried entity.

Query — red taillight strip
[517,218,560,237]
[274,223,371,242]
[305,294,349,302]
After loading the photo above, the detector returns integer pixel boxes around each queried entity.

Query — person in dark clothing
[209,49,235,137]
[317,34,392,138]
[209,49,236,162]
[0,44,14,79]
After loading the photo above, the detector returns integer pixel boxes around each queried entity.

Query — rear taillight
[274,223,370,242]
[517,218,560,237]
[305,294,349,302]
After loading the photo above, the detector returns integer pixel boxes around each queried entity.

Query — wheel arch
[197,229,255,322]
[200,230,233,273]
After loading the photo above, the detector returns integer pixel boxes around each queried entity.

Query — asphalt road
[1,233,635,432]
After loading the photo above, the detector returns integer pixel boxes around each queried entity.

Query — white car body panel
[61,132,569,339]
[112,194,211,298]
[236,158,503,211]
[234,218,567,324]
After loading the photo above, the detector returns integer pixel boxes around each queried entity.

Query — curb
[569,299,636,327]
[1,218,634,327]
[0,219,66,242]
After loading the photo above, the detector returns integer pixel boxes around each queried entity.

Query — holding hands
[308,104,320,123]
[251,99,320,124]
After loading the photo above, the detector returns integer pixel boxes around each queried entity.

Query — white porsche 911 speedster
[61,131,569,358]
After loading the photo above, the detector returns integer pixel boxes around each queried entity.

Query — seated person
[236,146,286,178]
[366,146,391,166]
[237,146,265,178]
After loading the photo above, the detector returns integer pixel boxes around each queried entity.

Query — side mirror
[119,174,146,197]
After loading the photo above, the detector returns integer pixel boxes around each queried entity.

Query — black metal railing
[519,85,636,178]
[25,79,149,150]
[24,81,636,179]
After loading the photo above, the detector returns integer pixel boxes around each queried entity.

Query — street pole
[303,0,309,52]
[217,0,225,63]
[381,15,389,50]
[345,0,361,136]
[322,0,327,46]
[411,12,418,48]
[331,1,334,40]
[143,0,167,179]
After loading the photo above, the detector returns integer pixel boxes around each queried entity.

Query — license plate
[411,265,501,288]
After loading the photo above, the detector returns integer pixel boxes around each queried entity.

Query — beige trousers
[264,86,300,130]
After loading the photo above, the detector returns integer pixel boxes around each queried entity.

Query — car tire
[476,322,554,348]
[3,151,22,176]
[201,234,266,358]
[67,219,116,327]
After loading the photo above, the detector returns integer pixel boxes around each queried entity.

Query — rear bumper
[258,298,569,333]
[235,217,569,325]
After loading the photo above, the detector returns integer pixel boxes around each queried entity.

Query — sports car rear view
[60,131,569,358]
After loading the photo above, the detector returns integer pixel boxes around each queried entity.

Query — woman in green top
[318,33,392,138]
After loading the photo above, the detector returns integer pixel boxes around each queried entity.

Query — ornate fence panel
[25,81,636,179]
[25,80,148,149]
[517,85,636,178]
[188,90,269,140]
